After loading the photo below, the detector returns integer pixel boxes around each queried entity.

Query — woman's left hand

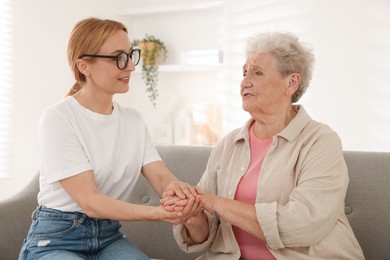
[160,195,192,212]
[159,196,203,224]
[162,181,201,200]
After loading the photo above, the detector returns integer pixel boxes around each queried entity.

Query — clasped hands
[160,181,211,225]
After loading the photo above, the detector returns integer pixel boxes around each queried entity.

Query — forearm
[59,170,182,223]
[82,192,161,221]
[183,211,209,244]
[142,161,179,197]
[208,196,265,240]
[159,175,179,197]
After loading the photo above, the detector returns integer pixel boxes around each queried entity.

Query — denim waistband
[32,206,111,224]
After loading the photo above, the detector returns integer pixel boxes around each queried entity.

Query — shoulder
[40,97,74,124]
[295,109,343,153]
[307,120,342,150]
[305,116,340,141]
[288,105,341,143]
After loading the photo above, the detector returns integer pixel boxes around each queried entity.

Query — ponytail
[66,82,82,96]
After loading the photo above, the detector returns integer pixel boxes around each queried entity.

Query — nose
[125,60,136,72]
[241,77,252,89]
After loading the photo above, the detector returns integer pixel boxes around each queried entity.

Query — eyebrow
[111,47,133,55]
[243,63,263,70]
[252,65,263,70]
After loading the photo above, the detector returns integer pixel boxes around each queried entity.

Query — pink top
[232,123,276,260]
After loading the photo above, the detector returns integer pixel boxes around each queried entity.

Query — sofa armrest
[344,151,390,260]
[0,173,39,260]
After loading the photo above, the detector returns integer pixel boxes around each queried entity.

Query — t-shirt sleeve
[38,107,92,184]
[142,124,161,165]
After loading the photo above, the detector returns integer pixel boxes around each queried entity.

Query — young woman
[18,17,198,260]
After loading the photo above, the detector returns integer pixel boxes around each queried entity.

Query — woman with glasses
[18,17,199,260]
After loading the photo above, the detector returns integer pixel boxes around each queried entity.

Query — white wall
[117,5,222,130]
[221,0,390,152]
[1,0,390,200]
[0,0,220,199]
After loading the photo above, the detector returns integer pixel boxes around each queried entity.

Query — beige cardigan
[174,106,364,260]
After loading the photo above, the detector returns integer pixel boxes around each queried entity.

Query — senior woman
[167,32,365,259]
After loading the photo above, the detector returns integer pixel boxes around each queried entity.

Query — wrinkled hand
[160,196,188,212]
[183,207,207,226]
[196,193,219,214]
[162,181,201,200]
[161,193,217,213]
[158,196,203,224]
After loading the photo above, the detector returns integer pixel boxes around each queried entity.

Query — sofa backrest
[124,147,390,260]
[0,146,389,260]
[343,151,390,260]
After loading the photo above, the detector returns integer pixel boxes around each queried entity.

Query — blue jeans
[19,206,150,260]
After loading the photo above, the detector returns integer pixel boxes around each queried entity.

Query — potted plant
[132,35,168,108]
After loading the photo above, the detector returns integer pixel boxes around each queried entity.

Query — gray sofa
[0,145,389,260]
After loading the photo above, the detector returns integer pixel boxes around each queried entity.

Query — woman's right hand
[158,196,203,225]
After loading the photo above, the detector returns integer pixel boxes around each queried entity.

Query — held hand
[197,194,219,214]
[157,205,186,225]
[160,196,189,212]
[179,196,204,223]
[184,209,207,226]
[158,196,202,225]
[161,193,216,215]
[162,181,202,200]
[182,198,209,244]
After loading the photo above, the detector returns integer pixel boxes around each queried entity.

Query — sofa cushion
[344,151,390,260]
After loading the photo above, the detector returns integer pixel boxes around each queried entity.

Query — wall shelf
[133,64,222,73]
[118,1,223,17]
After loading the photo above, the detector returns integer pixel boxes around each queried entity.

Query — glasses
[79,48,141,70]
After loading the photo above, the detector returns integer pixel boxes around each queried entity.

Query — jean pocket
[33,217,79,238]
[100,220,121,235]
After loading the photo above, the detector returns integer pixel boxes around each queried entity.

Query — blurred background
[1,0,389,199]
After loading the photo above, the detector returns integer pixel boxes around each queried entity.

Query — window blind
[0,0,13,178]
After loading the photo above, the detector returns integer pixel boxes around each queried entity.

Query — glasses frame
[79,48,141,70]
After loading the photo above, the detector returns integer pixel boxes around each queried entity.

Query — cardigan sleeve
[257,129,348,249]
[172,143,223,252]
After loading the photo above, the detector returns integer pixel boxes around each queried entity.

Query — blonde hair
[66,17,128,96]
[246,32,315,103]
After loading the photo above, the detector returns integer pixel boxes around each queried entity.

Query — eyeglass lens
[117,49,140,69]
[117,53,128,69]
[130,49,140,66]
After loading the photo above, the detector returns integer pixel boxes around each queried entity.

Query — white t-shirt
[37,96,161,212]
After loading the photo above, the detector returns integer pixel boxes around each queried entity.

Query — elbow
[78,197,101,219]
[83,207,100,218]
[281,223,332,247]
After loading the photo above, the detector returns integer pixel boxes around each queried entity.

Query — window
[221,0,390,152]
[0,0,13,178]
[221,0,311,133]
